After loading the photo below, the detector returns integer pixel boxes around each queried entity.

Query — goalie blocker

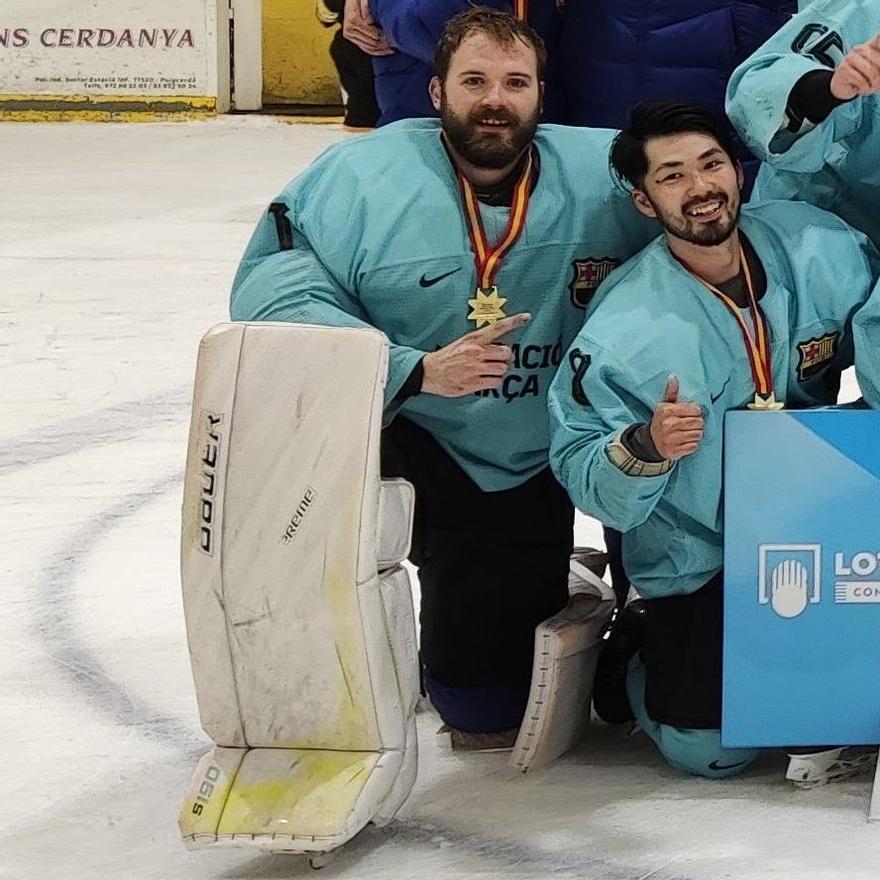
[178,323,614,854]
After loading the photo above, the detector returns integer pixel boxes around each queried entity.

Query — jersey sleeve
[371,0,510,63]
[854,291,880,408]
[726,4,867,172]
[548,340,674,532]
[230,201,425,411]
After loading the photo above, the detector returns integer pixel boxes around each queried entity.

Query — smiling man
[549,101,880,783]
[230,9,655,745]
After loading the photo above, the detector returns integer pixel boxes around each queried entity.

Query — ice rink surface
[2,117,878,880]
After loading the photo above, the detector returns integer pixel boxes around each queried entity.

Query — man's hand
[830,31,880,100]
[421,313,530,397]
[343,0,395,56]
[648,375,704,461]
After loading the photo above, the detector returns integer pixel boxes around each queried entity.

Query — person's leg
[381,417,572,733]
[602,526,629,608]
[329,30,380,128]
[626,656,759,778]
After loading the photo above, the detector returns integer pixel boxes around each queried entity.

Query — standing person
[727,0,880,244]
[317,0,381,127]
[343,0,567,125]
[230,8,655,745]
[559,0,796,191]
[548,101,880,782]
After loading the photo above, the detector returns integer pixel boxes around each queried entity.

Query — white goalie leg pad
[178,322,419,854]
[510,549,615,773]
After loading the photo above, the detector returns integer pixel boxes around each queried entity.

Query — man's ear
[429,76,442,112]
[631,189,657,219]
[735,160,745,193]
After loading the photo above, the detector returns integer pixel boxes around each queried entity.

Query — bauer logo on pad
[758,544,821,620]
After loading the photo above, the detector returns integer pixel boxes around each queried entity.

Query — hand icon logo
[770,559,810,619]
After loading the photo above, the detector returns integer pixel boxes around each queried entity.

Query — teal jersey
[727,0,880,244]
[549,201,880,599]
[231,120,656,491]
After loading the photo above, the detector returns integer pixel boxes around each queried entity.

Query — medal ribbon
[683,249,774,399]
[512,0,529,20]
[456,149,534,291]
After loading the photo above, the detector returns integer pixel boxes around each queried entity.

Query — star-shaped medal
[747,391,785,411]
[467,286,508,328]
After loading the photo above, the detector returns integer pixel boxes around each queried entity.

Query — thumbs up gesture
[648,375,704,461]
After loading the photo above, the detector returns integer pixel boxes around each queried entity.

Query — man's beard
[440,97,538,169]
[653,192,741,247]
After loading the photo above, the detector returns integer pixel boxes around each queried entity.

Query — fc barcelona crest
[569,257,619,309]
[797,332,839,381]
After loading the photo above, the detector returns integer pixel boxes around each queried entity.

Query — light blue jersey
[549,200,880,599]
[727,0,880,244]
[231,120,657,491]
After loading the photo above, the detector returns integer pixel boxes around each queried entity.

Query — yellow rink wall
[261,0,340,106]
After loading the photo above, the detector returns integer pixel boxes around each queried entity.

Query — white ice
[1,118,877,880]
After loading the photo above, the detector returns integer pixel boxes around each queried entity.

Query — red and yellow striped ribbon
[457,149,534,291]
[512,0,529,21]
[685,250,774,399]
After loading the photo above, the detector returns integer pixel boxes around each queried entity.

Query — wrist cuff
[606,431,673,477]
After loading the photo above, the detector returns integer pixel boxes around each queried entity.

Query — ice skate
[786,747,878,789]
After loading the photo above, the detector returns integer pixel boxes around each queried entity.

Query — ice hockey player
[548,101,880,783]
[727,0,880,245]
[229,8,655,747]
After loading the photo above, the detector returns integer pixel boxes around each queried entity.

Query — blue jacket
[560,0,795,188]
[560,1,795,129]
[369,0,567,125]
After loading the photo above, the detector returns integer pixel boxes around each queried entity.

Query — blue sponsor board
[723,409,880,748]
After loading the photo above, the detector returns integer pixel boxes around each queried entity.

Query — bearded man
[230,7,655,744]
[549,101,880,782]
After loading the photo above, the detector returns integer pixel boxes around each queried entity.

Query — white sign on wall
[0,0,228,108]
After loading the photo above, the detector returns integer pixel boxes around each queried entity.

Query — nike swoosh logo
[708,759,750,771]
[419,267,461,288]
[710,377,731,404]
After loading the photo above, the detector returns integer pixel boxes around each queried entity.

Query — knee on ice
[657,731,757,780]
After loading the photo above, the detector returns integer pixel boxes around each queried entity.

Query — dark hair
[434,6,547,83]
[610,101,739,189]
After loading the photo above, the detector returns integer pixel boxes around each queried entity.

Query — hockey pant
[380,415,574,733]
[627,573,759,778]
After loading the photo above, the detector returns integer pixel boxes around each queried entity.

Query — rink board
[723,409,880,748]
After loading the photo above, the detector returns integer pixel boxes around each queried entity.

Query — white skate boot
[786,747,878,789]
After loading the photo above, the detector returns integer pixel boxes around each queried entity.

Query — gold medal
[456,148,533,327]
[747,391,785,411]
[467,286,508,327]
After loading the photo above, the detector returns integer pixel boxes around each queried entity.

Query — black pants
[641,573,724,729]
[329,30,379,127]
[381,417,574,687]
